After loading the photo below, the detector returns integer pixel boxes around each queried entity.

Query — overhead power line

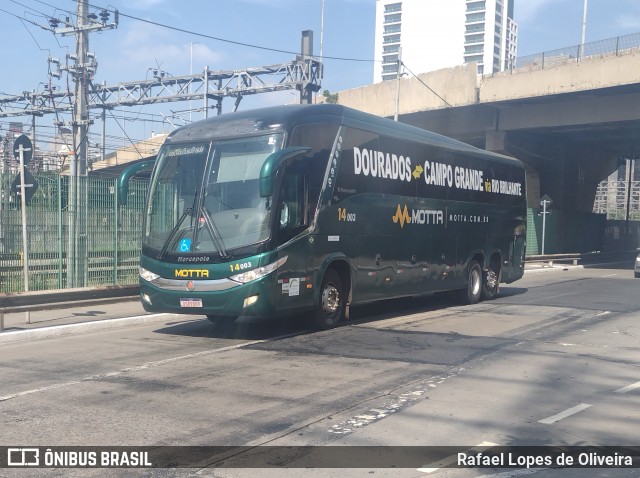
[0,5,49,29]
[401,62,452,108]
[85,2,378,63]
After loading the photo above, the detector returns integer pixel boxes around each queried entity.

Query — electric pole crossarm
[0,53,322,118]
[86,58,321,109]
[0,91,74,117]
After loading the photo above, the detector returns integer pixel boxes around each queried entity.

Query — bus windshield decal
[166,145,206,157]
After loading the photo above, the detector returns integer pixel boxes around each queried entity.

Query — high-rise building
[374,0,518,82]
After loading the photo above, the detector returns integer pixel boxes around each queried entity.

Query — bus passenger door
[275,168,313,312]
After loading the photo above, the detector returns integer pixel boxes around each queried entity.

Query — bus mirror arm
[259,146,311,198]
[117,159,155,206]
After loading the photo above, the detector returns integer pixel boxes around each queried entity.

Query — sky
[1,0,640,154]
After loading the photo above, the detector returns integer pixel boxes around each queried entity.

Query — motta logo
[392,204,445,228]
[174,269,209,278]
[392,204,411,228]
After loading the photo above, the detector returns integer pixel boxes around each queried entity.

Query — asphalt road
[0,265,639,478]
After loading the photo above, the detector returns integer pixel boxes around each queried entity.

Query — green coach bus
[125,104,526,329]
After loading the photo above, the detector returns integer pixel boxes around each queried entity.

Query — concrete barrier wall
[338,63,478,117]
[338,52,640,118]
[481,51,640,103]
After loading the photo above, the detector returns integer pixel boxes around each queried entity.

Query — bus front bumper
[139,275,278,318]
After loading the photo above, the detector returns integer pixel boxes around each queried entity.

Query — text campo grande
[352,148,522,197]
[458,452,633,468]
[41,449,151,467]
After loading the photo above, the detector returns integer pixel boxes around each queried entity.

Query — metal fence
[593,180,640,221]
[517,31,640,71]
[0,172,147,293]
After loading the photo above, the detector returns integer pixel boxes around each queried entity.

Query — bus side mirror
[117,160,155,206]
[259,146,311,198]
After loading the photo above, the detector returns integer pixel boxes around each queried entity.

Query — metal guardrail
[525,251,635,267]
[516,31,640,71]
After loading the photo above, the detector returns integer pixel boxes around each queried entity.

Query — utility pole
[298,31,320,104]
[72,0,89,287]
[52,0,118,287]
[394,48,403,121]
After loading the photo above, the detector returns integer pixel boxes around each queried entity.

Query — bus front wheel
[459,261,482,305]
[312,269,346,330]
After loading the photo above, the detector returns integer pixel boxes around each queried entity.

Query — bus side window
[279,171,309,243]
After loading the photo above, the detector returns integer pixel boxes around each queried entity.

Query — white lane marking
[0,313,173,344]
[0,334,298,402]
[602,274,617,278]
[417,442,499,474]
[538,403,592,424]
[595,311,611,317]
[328,388,431,435]
[615,381,640,394]
[0,380,82,402]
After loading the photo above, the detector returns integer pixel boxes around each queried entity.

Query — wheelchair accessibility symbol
[179,238,191,252]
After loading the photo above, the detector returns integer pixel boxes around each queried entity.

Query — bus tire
[459,261,482,305]
[481,266,500,300]
[312,269,346,330]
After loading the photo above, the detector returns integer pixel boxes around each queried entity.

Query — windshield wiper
[159,186,201,259]
[200,207,228,259]
[158,207,194,259]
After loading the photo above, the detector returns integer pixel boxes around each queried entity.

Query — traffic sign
[13,135,33,165]
[11,167,39,205]
[540,194,553,206]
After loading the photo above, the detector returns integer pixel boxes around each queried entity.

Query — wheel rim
[321,283,340,315]
[486,270,498,290]
[471,268,481,296]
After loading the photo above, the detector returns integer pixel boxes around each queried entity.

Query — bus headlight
[230,256,288,284]
[139,266,160,282]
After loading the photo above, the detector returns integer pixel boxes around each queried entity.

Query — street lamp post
[580,0,588,60]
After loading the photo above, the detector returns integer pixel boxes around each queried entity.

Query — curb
[0,285,139,314]
[0,313,176,345]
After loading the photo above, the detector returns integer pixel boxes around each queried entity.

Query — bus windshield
[143,134,283,257]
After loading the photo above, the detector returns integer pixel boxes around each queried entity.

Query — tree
[322,90,338,104]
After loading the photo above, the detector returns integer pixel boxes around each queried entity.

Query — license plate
[180,298,203,308]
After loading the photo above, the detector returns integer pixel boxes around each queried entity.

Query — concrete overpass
[337,51,640,253]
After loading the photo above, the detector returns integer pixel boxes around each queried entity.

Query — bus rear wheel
[482,267,500,300]
[312,269,346,330]
[458,261,482,305]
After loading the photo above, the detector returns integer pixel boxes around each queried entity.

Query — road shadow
[153,314,312,341]
[152,287,529,340]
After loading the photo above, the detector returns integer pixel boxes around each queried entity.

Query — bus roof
[166,104,523,168]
